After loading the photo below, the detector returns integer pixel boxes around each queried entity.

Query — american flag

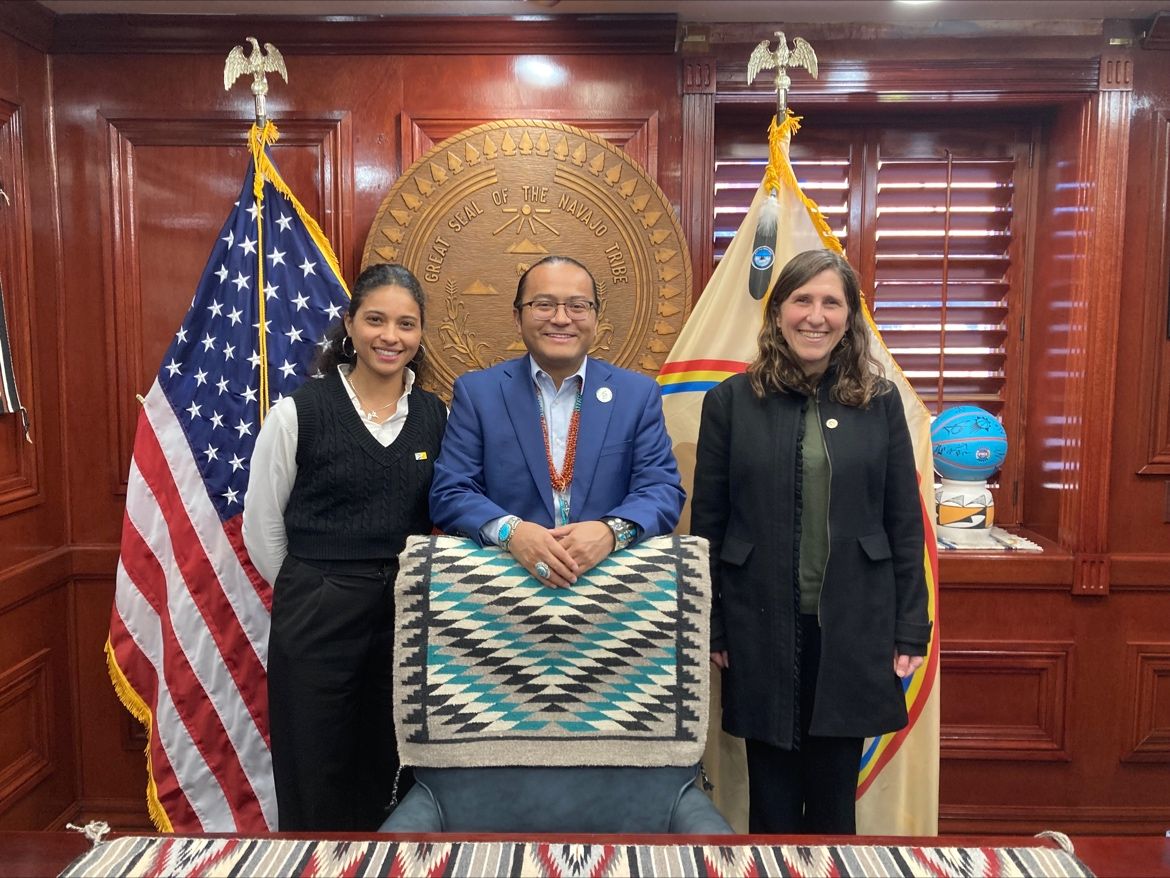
[106,124,350,833]
[0,271,30,439]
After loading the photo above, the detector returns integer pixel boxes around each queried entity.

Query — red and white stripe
[111,382,277,832]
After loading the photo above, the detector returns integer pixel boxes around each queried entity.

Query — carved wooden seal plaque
[361,119,692,397]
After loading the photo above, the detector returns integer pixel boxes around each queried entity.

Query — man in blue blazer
[430,255,684,588]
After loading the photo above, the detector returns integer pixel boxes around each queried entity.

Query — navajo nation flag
[107,123,350,832]
[659,111,941,835]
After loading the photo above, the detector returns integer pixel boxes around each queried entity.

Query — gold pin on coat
[826,418,839,429]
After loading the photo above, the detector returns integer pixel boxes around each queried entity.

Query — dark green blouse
[798,396,830,615]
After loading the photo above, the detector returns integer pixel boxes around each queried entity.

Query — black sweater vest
[283,370,446,561]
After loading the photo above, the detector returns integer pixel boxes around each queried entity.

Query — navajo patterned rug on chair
[393,534,711,768]
[59,836,1095,877]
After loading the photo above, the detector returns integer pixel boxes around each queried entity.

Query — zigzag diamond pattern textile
[60,836,1097,878]
[394,535,711,768]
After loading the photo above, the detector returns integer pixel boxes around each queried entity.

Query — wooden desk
[1,830,1166,878]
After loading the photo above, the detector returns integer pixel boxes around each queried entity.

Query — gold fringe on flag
[762,110,844,258]
[105,637,175,832]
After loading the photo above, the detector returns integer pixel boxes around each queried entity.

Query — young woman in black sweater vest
[244,263,446,831]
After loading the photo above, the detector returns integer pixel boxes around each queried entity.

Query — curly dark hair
[314,262,429,383]
[746,249,882,407]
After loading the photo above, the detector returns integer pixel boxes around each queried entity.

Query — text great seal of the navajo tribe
[361,119,692,398]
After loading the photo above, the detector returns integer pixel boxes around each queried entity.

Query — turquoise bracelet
[604,516,638,552]
[498,515,522,552]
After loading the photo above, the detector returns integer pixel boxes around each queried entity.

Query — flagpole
[225,40,289,424]
[744,32,820,301]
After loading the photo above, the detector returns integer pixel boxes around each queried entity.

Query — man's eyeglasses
[519,298,597,320]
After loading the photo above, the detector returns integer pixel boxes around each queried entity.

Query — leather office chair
[380,534,732,835]
[380,765,731,833]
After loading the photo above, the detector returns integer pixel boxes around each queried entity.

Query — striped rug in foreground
[60,836,1093,877]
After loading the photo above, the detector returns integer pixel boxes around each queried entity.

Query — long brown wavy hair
[746,249,883,407]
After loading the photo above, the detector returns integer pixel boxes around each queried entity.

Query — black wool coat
[690,372,932,746]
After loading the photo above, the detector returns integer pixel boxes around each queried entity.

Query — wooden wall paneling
[69,568,150,829]
[937,584,1170,834]
[1135,109,1170,475]
[681,56,715,300]
[709,46,1102,105]
[936,590,1083,833]
[1020,100,1087,542]
[0,649,53,817]
[0,36,72,829]
[1057,54,1133,592]
[400,112,657,180]
[99,115,350,497]
[991,131,1043,529]
[0,2,54,54]
[0,97,42,519]
[0,25,66,573]
[1108,39,1170,554]
[941,803,1170,836]
[1121,642,1170,762]
[1109,553,1170,589]
[0,551,77,831]
[49,13,679,57]
[938,549,1073,587]
[940,641,1073,761]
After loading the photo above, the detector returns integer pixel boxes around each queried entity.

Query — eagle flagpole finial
[747,31,818,119]
[224,37,288,129]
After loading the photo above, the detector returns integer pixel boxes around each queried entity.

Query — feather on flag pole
[660,98,940,833]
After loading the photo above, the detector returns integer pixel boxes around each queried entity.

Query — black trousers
[267,554,410,831]
[745,613,863,835]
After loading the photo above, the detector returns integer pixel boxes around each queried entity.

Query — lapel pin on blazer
[825,418,839,429]
[596,387,613,403]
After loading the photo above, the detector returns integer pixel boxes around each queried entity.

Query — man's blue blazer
[430,355,684,544]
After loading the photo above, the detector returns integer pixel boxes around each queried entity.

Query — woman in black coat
[691,249,932,835]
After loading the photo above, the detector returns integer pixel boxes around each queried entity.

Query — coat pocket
[599,439,632,456]
[720,534,754,567]
[858,531,892,561]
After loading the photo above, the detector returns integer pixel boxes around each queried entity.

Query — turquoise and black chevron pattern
[393,534,711,768]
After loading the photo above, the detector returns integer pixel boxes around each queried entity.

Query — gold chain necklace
[349,383,399,423]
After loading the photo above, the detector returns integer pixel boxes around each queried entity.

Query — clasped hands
[506,519,615,588]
